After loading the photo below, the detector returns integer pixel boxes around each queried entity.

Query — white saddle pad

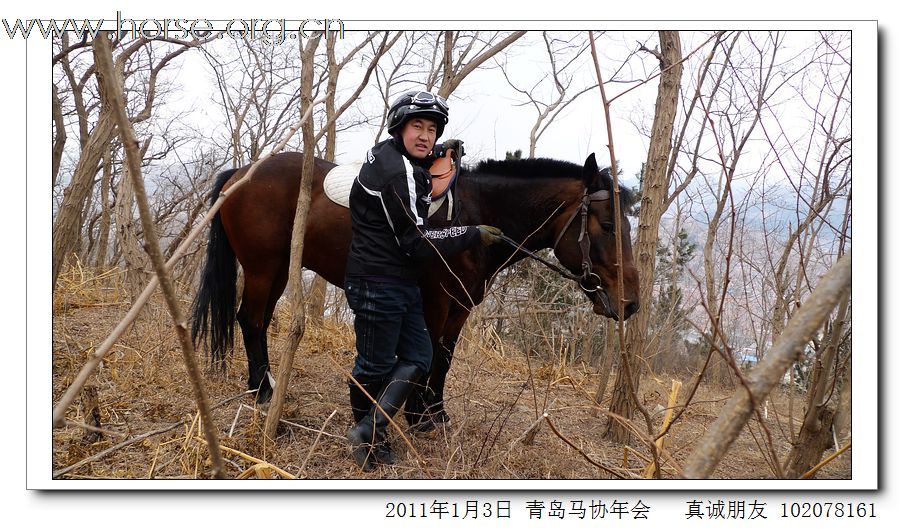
[323,163,361,209]
[324,162,448,218]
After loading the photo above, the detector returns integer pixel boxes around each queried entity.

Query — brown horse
[191,151,640,430]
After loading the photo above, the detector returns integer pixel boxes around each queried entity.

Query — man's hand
[477,225,504,246]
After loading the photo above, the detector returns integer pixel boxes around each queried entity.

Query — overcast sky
[160,30,665,185]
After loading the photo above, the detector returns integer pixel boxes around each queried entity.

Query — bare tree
[606,31,683,444]
[265,34,322,440]
[203,40,304,165]
[92,30,226,479]
[498,32,598,157]
[53,34,210,290]
[425,31,528,99]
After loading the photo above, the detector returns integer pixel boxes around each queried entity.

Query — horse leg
[425,309,470,424]
[406,308,469,431]
[237,272,277,404]
[260,264,289,389]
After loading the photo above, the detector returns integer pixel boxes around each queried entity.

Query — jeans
[345,277,433,381]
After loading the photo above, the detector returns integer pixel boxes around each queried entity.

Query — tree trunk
[114,148,151,300]
[264,35,321,439]
[833,345,852,444]
[785,404,837,478]
[592,321,617,417]
[784,294,850,477]
[93,31,226,478]
[52,83,67,187]
[94,142,113,268]
[606,31,683,444]
[51,107,115,290]
[305,33,340,329]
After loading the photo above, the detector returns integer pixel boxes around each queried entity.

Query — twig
[589,30,658,476]
[512,398,557,446]
[64,419,127,440]
[54,421,185,479]
[543,414,629,479]
[238,404,345,440]
[299,410,338,474]
[53,392,246,479]
[263,34,322,441]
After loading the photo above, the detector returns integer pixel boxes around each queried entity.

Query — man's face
[400,117,438,159]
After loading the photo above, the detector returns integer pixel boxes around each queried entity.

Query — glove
[477,225,504,247]
[442,139,465,156]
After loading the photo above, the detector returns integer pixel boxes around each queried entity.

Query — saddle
[429,148,456,199]
[324,147,461,220]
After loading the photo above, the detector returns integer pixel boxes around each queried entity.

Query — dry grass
[51,266,852,481]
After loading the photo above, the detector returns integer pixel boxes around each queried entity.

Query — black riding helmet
[386,90,449,138]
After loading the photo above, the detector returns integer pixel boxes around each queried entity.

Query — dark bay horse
[191,151,640,430]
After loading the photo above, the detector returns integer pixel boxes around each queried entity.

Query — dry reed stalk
[147,442,162,479]
[799,442,851,479]
[644,380,682,478]
[194,437,295,479]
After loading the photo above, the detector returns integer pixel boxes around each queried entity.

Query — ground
[50,268,852,481]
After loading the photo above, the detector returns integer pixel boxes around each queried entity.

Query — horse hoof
[433,410,451,424]
[255,387,273,407]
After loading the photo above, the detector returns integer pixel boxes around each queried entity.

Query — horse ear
[582,153,600,189]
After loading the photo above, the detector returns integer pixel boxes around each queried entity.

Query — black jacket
[346,137,478,281]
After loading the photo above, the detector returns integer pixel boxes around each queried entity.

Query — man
[345,90,503,471]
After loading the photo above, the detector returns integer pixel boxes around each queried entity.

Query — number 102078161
[781,502,876,518]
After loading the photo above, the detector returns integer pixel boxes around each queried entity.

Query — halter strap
[549,188,612,292]
[553,188,610,251]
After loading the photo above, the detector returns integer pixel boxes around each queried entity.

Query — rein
[498,188,612,292]
[497,233,583,283]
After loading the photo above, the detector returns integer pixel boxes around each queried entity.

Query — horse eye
[600,222,615,233]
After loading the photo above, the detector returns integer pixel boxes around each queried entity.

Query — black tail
[191,168,240,368]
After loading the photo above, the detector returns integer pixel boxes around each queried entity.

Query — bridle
[498,188,612,293]
[553,188,612,292]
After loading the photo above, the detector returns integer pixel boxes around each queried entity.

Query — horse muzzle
[590,289,639,321]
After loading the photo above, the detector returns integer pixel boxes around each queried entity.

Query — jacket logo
[366,149,375,164]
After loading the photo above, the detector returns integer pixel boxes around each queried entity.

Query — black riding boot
[347,361,423,471]
[348,376,384,423]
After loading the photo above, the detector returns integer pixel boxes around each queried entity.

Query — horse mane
[468,157,635,210]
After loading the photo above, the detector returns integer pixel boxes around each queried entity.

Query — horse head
[551,153,640,320]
